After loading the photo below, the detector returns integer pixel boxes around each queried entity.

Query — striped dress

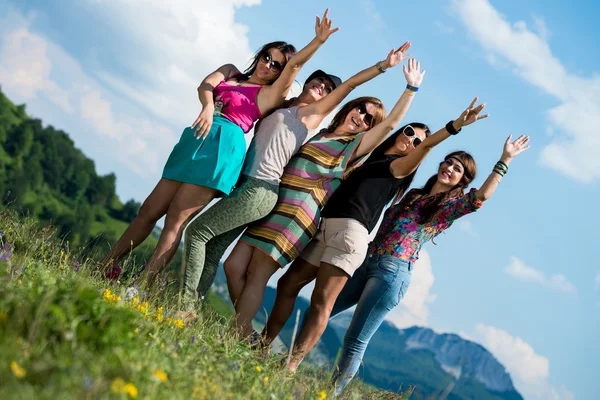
[240,130,367,267]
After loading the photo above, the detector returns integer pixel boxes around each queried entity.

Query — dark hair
[396,150,477,224]
[371,123,432,205]
[326,96,386,132]
[237,41,297,84]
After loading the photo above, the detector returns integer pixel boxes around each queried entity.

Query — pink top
[213,80,263,133]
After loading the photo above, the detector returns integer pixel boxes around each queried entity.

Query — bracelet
[445,120,461,135]
[496,160,509,171]
[406,84,419,92]
[404,89,416,97]
[492,168,505,177]
[494,162,508,173]
[376,61,386,73]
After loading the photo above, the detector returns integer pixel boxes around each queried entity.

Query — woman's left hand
[402,58,426,88]
[502,134,531,160]
[383,42,411,70]
[315,8,339,43]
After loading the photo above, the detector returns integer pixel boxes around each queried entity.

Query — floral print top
[369,188,483,262]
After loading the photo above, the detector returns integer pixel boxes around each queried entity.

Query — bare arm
[353,58,424,159]
[192,63,240,138]
[258,9,339,114]
[300,42,412,129]
[475,134,530,201]
[390,97,489,178]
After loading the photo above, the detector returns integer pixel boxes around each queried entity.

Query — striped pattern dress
[240,130,367,267]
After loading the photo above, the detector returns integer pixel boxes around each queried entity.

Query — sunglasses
[259,51,283,74]
[402,125,423,147]
[357,102,375,127]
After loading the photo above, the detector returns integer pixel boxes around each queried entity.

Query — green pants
[181,175,278,309]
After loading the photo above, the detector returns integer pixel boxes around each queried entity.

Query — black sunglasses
[357,102,375,127]
[403,125,423,147]
[259,51,283,74]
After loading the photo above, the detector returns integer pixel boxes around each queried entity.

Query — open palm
[385,41,411,68]
[455,97,489,129]
[402,58,425,87]
[502,134,531,159]
[315,8,339,42]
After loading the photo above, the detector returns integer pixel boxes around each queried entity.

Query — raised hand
[193,107,214,139]
[502,134,530,159]
[402,58,426,88]
[454,97,489,129]
[315,8,339,43]
[384,42,411,69]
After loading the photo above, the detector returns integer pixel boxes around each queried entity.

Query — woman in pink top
[101,10,340,293]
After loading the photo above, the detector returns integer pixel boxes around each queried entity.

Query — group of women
[100,9,530,395]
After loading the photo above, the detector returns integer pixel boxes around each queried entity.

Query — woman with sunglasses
[326,133,530,395]
[224,51,424,339]
[262,97,489,372]
[175,11,341,316]
[101,10,333,292]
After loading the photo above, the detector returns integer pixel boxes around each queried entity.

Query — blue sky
[0,0,597,398]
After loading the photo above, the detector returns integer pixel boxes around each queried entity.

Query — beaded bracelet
[493,168,505,177]
[406,84,419,92]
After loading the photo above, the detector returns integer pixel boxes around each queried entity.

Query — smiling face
[338,102,377,133]
[437,157,465,187]
[302,76,334,103]
[392,126,428,156]
[254,48,286,82]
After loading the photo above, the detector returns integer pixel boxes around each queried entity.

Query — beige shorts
[300,217,369,276]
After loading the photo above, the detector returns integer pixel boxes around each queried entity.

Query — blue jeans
[329,253,413,396]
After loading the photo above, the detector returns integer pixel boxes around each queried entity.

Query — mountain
[212,266,523,400]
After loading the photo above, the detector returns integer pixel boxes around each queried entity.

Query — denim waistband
[367,252,413,272]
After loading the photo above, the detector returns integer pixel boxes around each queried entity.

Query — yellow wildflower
[154,312,164,322]
[318,391,327,399]
[111,377,126,393]
[255,366,261,372]
[134,328,139,334]
[124,383,138,398]
[58,263,65,270]
[152,369,168,383]
[172,352,179,359]
[263,376,269,384]
[10,361,26,378]
[251,386,255,391]
[173,319,184,329]
[131,297,139,306]
[136,301,149,314]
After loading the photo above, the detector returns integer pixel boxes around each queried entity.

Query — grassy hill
[0,209,408,399]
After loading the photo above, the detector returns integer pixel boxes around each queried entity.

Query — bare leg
[100,178,181,268]
[263,258,319,345]
[223,241,255,307]
[141,183,219,288]
[233,249,280,338]
[288,263,349,371]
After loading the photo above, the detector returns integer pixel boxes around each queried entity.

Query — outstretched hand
[455,97,489,129]
[384,42,411,69]
[502,134,530,159]
[402,58,425,88]
[315,9,339,43]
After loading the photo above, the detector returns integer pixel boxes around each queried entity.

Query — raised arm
[300,42,411,129]
[475,134,530,201]
[353,58,425,159]
[192,63,240,138]
[390,97,489,178]
[258,9,339,114]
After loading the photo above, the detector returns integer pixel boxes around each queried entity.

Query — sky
[0,0,598,398]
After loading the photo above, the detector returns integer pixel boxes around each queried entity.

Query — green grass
[0,210,409,399]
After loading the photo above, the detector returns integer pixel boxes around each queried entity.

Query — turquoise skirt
[162,115,246,195]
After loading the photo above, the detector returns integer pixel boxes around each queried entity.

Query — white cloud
[505,256,576,294]
[387,250,437,328]
[90,0,263,128]
[433,20,455,34]
[472,324,574,400]
[0,28,72,113]
[453,0,600,183]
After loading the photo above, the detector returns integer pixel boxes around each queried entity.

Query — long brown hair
[326,97,386,133]
[238,41,297,84]
[397,151,477,224]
